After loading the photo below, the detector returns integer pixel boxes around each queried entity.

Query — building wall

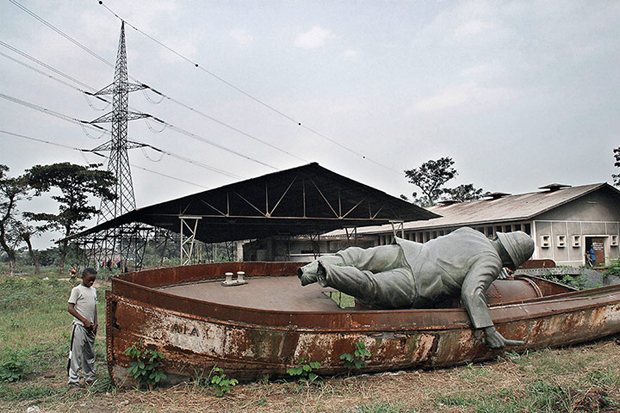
[533,220,619,266]
[532,190,620,266]
[245,187,620,267]
[389,222,532,246]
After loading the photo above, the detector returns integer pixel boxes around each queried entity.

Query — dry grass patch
[2,274,620,412]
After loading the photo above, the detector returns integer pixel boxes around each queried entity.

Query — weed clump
[124,341,167,390]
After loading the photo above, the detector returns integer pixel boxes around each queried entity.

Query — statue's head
[496,231,535,269]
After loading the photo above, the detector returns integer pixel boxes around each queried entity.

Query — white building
[276,183,620,267]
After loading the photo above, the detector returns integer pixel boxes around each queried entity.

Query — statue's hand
[297,261,320,286]
[482,326,525,349]
[497,267,514,280]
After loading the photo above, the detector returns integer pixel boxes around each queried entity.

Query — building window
[612,235,619,247]
[557,235,566,248]
[541,235,550,248]
[572,235,581,248]
[514,224,522,231]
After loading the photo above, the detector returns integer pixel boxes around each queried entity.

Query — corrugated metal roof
[68,163,439,243]
[327,182,617,236]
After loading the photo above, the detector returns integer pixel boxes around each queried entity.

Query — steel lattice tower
[89,21,149,222]
[83,22,152,271]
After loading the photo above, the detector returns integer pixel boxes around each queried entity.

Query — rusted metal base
[107,262,620,386]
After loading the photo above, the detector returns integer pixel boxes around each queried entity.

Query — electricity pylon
[84,21,152,271]
[88,21,150,220]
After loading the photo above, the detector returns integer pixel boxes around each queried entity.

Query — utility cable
[130,143,243,179]
[148,118,277,170]
[0,92,109,134]
[0,88,275,170]
[146,87,308,163]
[0,129,213,188]
[0,40,101,94]
[0,47,110,111]
[9,0,115,70]
[1,36,291,168]
[96,0,401,174]
[6,2,307,165]
[0,94,244,179]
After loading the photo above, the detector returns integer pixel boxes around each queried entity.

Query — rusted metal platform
[106,262,620,387]
[159,277,342,311]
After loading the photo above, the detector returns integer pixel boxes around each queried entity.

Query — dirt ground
[3,337,620,413]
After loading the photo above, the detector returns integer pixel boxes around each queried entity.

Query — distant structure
[83,22,152,271]
[295,182,620,268]
[88,21,149,221]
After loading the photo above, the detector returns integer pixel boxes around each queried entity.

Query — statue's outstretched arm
[460,259,501,330]
[461,259,525,349]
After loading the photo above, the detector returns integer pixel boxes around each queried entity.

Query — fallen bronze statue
[298,227,535,348]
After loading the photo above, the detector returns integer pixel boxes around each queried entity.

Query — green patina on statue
[298,227,535,349]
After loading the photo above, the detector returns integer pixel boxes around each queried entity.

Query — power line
[149,118,278,171]
[96,0,402,175]
[0,91,109,133]
[93,142,244,180]
[7,0,401,174]
[9,0,115,70]
[0,87,276,170]
[0,48,110,113]
[0,93,244,179]
[1,26,298,168]
[0,129,213,189]
[146,87,308,163]
[0,40,100,94]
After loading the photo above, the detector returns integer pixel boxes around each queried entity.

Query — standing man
[67,267,98,388]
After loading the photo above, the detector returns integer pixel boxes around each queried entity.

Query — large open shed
[72,163,438,266]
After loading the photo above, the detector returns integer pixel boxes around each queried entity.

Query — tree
[404,157,458,207]
[13,220,42,274]
[0,165,29,275]
[25,163,116,274]
[613,147,620,187]
[404,157,486,207]
[441,184,487,203]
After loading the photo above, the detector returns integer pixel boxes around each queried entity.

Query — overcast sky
[1,0,619,248]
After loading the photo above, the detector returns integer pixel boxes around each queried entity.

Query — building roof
[69,163,438,243]
[327,182,618,236]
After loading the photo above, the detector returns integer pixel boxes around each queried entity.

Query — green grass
[357,402,419,412]
[0,275,109,394]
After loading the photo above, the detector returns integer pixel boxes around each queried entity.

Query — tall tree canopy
[0,164,29,274]
[403,157,485,207]
[26,162,116,274]
[442,184,486,203]
[404,157,458,207]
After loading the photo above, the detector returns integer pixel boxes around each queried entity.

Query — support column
[180,216,201,265]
